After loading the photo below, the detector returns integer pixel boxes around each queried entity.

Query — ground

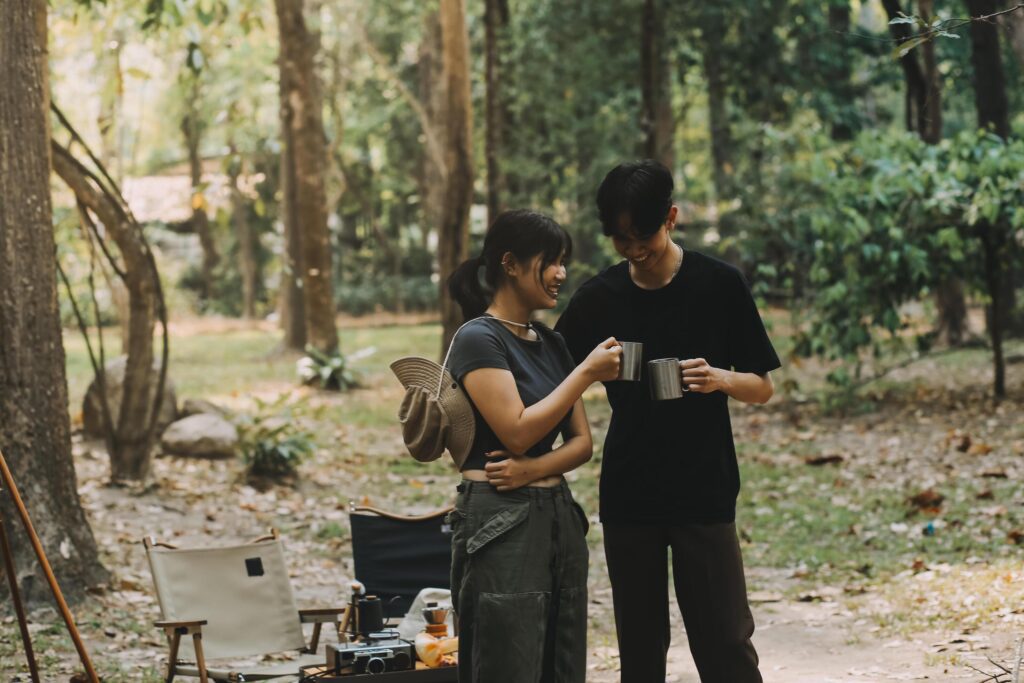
[2,315,1023,682]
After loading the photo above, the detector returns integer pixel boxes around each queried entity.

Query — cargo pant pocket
[473,591,550,683]
[570,501,590,536]
[466,503,530,556]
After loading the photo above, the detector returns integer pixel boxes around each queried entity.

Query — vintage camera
[328,633,414,675]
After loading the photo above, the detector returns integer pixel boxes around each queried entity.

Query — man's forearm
[718,370,774,404]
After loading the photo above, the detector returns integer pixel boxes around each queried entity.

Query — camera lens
[366,657,386,674]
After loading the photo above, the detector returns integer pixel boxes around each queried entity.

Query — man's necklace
[631,243,684,287]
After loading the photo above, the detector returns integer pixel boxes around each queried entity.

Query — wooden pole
[0,448,99,682]
[0,505,40,682]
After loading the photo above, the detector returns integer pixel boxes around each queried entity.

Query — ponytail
[447,254,489,320]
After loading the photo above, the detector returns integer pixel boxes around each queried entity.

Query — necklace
[630,243,684,288]
[484,312,535,338]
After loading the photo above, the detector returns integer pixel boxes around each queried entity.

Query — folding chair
[144,529,345,682]
[348,503,453,619]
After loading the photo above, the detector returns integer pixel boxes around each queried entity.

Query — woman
[445,209,621,683]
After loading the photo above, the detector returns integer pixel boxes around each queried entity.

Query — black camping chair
[348,503,454,619]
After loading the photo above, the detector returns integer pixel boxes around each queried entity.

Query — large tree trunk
[881,0,929,134]
[0,0,107,603]
[276,0,338,353]
[701,6,733,198]
[418,10,446,254]
[52,141,167,482]
[182,75,219,306]
[642,0,675,167]
[484,0,509,227]
[437,0,474,356]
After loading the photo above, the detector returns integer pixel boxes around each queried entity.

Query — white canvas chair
[144,529,344,682]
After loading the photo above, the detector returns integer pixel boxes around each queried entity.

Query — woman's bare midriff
[461,469,564,488]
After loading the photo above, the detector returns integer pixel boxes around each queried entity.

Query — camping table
[299,663,459,682]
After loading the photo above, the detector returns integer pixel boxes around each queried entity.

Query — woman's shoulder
[452,317,506,351]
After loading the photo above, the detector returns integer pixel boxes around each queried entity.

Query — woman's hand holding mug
[583,337,622,382]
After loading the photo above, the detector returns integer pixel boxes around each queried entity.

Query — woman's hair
[447,209,573,320]
[596,159,674,239]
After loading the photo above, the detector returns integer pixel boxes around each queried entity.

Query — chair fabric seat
[176,652,325,680]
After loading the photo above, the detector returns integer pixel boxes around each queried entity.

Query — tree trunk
[229,144,259,319]
[484,0,509,227]
[278,113,307,350]
[827,2,855,141]
[52,142,166,482]
[642,0,675,167]
[701,6,733,198]
[437,0,475,356]
[418,10,446,255]
[918,0,943,144]
[182,76,219,306]
[0,0,107,603]
[999,2,1024,68]
[277,0,339,353]
[881,0,928,134]
[966,0,1020,341]
[965,0,1010,138]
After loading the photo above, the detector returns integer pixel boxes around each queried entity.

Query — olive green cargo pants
[448,480,589,683]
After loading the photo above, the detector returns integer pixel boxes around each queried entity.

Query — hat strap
[436,317,481,398]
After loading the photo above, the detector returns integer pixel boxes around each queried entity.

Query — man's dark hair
[596,159,674,239]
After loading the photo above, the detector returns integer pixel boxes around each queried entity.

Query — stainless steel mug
[648,358,685,400]
[616,342,643,381]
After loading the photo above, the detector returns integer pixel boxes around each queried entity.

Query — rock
[160,414,238,458]
[82,356,177,438]
[180,398,231,418]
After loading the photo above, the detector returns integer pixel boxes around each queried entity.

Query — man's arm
[680,358,774,404]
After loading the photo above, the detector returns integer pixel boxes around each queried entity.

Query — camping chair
[349,502,453,620]
[144,529,346,682]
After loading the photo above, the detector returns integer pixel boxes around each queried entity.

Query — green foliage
[735,121,1024,390]
[236,394,315,479]
[298,347,361,391]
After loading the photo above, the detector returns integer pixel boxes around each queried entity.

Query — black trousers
[602,522,762,683]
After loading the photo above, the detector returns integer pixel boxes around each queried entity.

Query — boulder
[180,398,231,419]
[82,356,177,438]
[160,414,238,458]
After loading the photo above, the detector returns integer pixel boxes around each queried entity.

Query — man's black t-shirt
[448,316,576,472]
[555,248,780,524]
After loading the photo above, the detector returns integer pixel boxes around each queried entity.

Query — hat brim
[390,357,475,465]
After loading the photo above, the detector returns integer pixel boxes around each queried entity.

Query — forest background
[1,0,1024,680]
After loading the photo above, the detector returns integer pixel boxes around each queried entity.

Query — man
[555,160,778,682]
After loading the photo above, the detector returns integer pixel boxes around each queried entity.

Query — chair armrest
[155,619,208,635]
[349,504,455,522]
[299,607,346,623]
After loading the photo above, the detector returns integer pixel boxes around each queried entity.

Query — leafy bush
[297,346,360,391]
[733,124,1024,395]
[236,395,314,481]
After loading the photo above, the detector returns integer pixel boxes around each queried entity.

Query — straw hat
[390,357,476,468]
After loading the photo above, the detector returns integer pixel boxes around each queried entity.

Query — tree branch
[355,24,448,180]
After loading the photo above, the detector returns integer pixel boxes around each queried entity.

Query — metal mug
[616,342,643,381]
[648,358,686,400]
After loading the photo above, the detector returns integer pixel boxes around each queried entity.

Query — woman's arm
[483,398,592,490]
[461,338,619,455]
[680,358,774,404]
